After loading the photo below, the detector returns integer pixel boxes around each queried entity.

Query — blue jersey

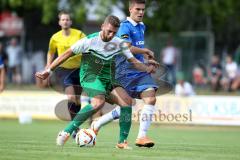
[115,17,158,97]
[115,17,147,79]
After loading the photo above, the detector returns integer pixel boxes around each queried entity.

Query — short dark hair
[104,15,120,28]
[58,10,72,19]
[129,0,146,7]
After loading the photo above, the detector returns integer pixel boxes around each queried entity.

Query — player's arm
[36,37,88,80]
[129,44,154,59]
[46,52,55,69]
[122,46,156,73]
[128,57,156,73]
[120,38,154,59]
[46,37,57,69]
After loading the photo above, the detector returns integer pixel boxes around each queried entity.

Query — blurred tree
[0,0,117,24]
[1,0,240,52]
[141,0,240,53]
[0,0,58,24]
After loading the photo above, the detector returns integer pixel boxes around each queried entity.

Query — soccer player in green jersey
[36,15,157,149]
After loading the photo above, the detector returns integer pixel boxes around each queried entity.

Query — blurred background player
[91,0,159,148]
[0,53,5,92]
[5,37,23,84]
[207,55,223,91]
[161,37,179,85]
[36,15,156,149]
[175,72,195,96]
[221,54,239,91]
[38,11,89,120]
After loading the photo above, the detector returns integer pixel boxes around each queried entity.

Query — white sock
[94,106,121,130]
[137,104,155,138]
[80,95,91,107]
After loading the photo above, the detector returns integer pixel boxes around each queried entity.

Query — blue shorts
[50,67,81,94]
[117,74,158,99]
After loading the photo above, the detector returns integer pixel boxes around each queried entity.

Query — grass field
[0,120,240,160]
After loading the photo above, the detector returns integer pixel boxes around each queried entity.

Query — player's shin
[68,101,81,120]
[64,104,96,134]
[119,106,132,143]
[137,104,155,138]
[93,106,120,130]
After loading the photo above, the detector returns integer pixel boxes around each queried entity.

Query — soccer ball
[75,128,96,147]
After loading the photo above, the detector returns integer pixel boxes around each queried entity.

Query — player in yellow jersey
[45,11,88,120]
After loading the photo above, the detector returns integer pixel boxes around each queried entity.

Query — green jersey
[70,32,133,97]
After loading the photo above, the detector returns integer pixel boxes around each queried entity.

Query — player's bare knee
[144,97,156,105]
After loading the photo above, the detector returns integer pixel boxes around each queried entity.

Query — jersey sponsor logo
[136,41,144,45]
[121,34,129,39]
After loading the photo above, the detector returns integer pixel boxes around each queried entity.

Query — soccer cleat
[116,141,132,150]
[56,130,70,146]
[90,121,99,135]
[135,137,155,148]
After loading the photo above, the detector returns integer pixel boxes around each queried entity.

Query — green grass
[0,120,240,160]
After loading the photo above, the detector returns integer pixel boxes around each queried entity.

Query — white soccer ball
[75,128,96,147]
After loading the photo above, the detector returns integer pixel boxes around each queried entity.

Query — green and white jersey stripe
[71,32,133,60]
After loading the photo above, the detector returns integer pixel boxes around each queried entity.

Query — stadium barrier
[0,91,240,126]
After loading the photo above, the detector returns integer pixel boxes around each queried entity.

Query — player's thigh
[81,78,106,98]
[110,87,132,106]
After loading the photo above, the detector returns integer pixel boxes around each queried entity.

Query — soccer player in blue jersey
[91,0,158,148]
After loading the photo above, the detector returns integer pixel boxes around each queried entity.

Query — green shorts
[81,76,121,98]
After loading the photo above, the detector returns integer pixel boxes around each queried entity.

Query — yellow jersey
[48,28,85,69]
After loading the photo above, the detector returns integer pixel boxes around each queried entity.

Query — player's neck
[129,16,141,23]
[62,28,71,36]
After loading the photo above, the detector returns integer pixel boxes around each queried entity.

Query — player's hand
[146,65,156,73]
[144,48,154,59]
[35,69,51,80]
[148,59,160,68]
